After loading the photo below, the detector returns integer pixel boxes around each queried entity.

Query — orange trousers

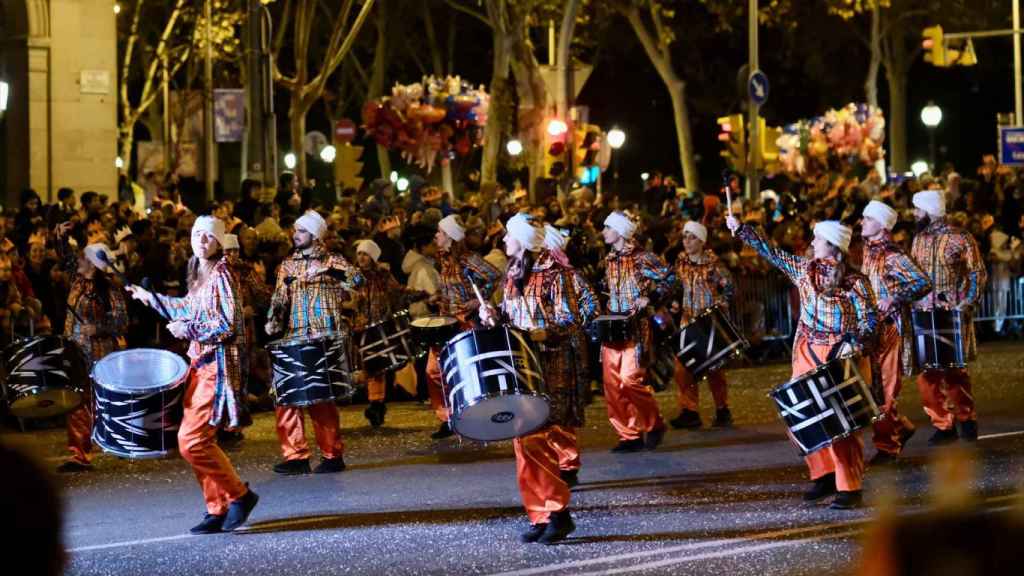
[674,358,728,411]
[871,322,915,455]
[178,361,248,515]
[549,425,580,471]
[917,367,975,431]
[274,403,345,461]
[602,342,664,441]
[514,425,573,524]
[793,335,865,492]
[426,347,449,422]
[66,387,94,465]
[367,374,386,402]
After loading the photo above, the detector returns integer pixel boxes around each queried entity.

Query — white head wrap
[505,213,544,252]
[438,214,465,242]
[222,234,239,250]
[862,200,898,230]
[813,220,852,253]
[603,211,637,240]
[84,243,115,271]
[683,220,708,243]
[543,223,566,252]
[912,190,946,218]
[356,239,382,262]
[295,210,327,239]
[192,215,226,247]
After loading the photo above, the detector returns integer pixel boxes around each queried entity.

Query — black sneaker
[712,407,734,428]
[538,510,576,545]
[669,409,702,430]
[431,421,455,439]
[520,523,548,543]
[610,438,645,453]
[868,451,898,467]
[364,401,387,428]
[829,490,863,510]
[803,473,837,502]
[217,430,245,451]
[272,459,311,475]
[560,469,579,488]
[222,486,259,532]
[313,456,346,474]
[928,427,959,446]
[644,426,666,450]
[958,420,978,442]
[189,513,226,534]
[56,461,92,474]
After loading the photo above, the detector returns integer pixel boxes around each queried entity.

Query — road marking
[69,534,194,553]
[979,430,1024,440]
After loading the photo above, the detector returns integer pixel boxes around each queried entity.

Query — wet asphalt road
[4,342,1024,576]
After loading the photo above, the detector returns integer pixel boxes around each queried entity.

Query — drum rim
[92,431,177,460]
[7,386,85,416]
[450,390,551,441]
[359,309,412,333]
[267,330,346,349]
[410,315,459,328]
[769,354,860,395]
[91,348,189,394]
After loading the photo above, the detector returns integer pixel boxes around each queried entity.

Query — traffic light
[335,144,364,190]
[922,26,947,66]
[759,121,783,172]
[717,114,746,172]
[544,118,568,178]
[575,124,601,184]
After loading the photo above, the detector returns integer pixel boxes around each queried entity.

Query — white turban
[295,210,327,239]
[356,239,382,262]
[222,234,239,250]
[813,220,852,253]
[83,243,115,271]
[192,215,226,247]
[862,200,898,230]
[683,220,707,243]
[505,213,544,252]
[438,214,465,242]
[603,211,637,240]
[543,223,566,252]
[912,190,946,218]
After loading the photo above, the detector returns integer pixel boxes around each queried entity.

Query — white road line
[69,534,195,553]
[979,430,1024,440]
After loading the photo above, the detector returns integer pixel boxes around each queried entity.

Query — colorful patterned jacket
[910,219,987,311]
[57,240,127,362]
[351,265,404,327]
[673,249,734,324]
[268,245,364,338]
[604,241,675,315]
[437,244,501,318]
[862,231,932,323]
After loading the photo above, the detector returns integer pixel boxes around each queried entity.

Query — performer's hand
[725,215,740,233]
[478,303,498,327]
[125,285,154,307]
[305,263,325,279]
[635,296,650,310]
[55,221,74,239]
[265,319,282,336]
[877,297,895,317]
[166,320,189,340]
[529,329,548,343]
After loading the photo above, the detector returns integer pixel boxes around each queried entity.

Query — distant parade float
[775,103,886,179]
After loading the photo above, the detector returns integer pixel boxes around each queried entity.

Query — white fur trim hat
[543,223,566,252]
[505,213,544,252]
[438,214,465,242]
[603,211,637,240]
[83,243,115,271]
[683,220,707,243]
[192,215,226,247]
[356,239,382,262]
[813,220,852,253]
[222,234,239,250]
[862,200,898,230]
[912,190,946,218]
[295,210,327,240]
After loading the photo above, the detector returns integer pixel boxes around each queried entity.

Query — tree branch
[443,0,492,29]
[307,0,376,103]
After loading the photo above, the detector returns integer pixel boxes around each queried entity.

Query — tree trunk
[119,126,136,174]
[290,96,308,180]
[369,0,390,179]
[666,78,698,192]
[480,33,510,186]
[886,69,908,173]
[865,5,881,108]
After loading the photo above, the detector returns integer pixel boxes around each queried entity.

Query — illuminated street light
[920,103,943,127]
[911,160,930,177]
[115,156,124,169]
[641,172,650,182]
[0,81,8,112]
[390,170,399,183]
[506,139,523,156]
[114,3,121,15]
[547,119,568,137]
[283,152,297,170]
[319,145,336,163]
[396,177,410,192]
[607,128,626,150]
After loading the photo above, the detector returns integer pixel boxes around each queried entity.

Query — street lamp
[389,170,399,183]
[506,139,523,157]
[921,102,942,170]
[396,177,410,192]
[911,160,930,178]
[283,152,297,170]
[607,128,626,194]
[0,80,8,114]
[547,119,568,137]
[319,145,336,163]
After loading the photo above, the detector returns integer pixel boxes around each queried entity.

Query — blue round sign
[748,70,770,106]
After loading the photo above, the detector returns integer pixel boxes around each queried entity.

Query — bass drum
[2,336,87,419]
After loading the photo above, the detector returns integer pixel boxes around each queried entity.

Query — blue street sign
[748,70,769,106]
[999,126,1024,166]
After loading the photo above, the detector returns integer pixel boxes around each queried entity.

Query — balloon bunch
[362,75,490,172]
[776,103,886,178]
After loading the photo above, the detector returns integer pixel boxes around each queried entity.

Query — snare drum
[675,306,749,377]
[587,315,637,344]
[267,331,354,406]
[439,327,549,442]
[410,315,460,348]
[356,310,425,374]
[2,336,88,419]
[92,349,187,459]
[769,356,880,455]
[912,309,966,370]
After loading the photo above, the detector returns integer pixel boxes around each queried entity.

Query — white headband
[295,210,327,240]
[543,223,566,252]
[438,214,465,242]
[222,234,239,250]
[813,220,852,253]
[862,200,897,230]
[505,213,544,252]
[912,190,946,218]
[356,239,382,262]
[192,215,226,248]
[603,211,636,240]
[683,220,707,243]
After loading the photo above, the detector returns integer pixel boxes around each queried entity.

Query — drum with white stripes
[439,327,549,442]
[674,306,748,377]
[769,355,880,455]
[356,310,424,375]
[911,309,966,370]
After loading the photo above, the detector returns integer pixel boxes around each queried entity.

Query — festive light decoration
[775,103,886,179]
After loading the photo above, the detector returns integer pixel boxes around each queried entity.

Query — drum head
[411,316,458,328]
[10,389,85,420]
[453,394,550,442]
[92,349,188,393]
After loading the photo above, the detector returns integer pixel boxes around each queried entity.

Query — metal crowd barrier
[973,274,1024,323]
[731,271,793,342]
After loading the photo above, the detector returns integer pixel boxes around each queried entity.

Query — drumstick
[471,282,487,309]
[725,188,734,237]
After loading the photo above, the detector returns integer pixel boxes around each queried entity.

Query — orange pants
[871,322,915,454]
[66,388,94,465]
[549,425,580,471]
[426,347,449,422]
[274,403,345,461]
[514,425,572,524]
[674,358,728,411]
[917,368,975,431]
[179,361,248,515]
[367,374,386,402]
[601,342,664,441]
[793,335,865,492]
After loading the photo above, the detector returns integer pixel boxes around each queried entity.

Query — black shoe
[829,490,863,510]
[712,407,734,428]
[803,473,837,502]
[610,438,645,453]
[868,451,898,467]
[538,510,575,545]
[364,401,387,428]
[928,427,959,446]
[313,456,347,474]
[560,469,579,488]
[222,486,259,532]
[273,459,311,475]
[189,513,226,534]
[520,523,548,543]
[644,426,666,450]
[958,420,978,442]
[56,461,92,474]
[431,421,455,439]
[669,409,702,430]
[898,426,916,449]
[217,430,245,451]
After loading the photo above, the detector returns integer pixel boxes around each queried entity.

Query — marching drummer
[726,215,878,510]
[909,190,986,445]
[478,213,598,544]
[265,210,363,475]
[600,211,674,453]
[669,220,736,430]
[860,201,932,464]
[54,222,128,473]
[424,214,501,440]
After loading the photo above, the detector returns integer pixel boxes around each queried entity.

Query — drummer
[54,222,128,473]
[669,220,735,430]
[909,190,986,445]
[265,210,363,475]
[424,215,501,439]
[726,215,878,510]
[479,213,597,544]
